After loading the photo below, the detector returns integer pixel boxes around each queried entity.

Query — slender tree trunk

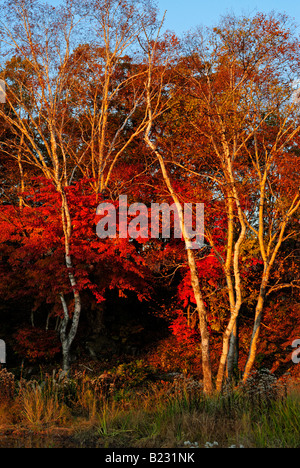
[60,293,71,373]
[59,282,82,372]
[216,305,239,391]
[243,274,268,382]
[144,34,213,394]
[242,177,299,382]
[215,141,247,391]
[186,248,213,395]
[218,191,237,390]
[58,191,82,374]
[145,127,213,394]
[228,319,239,376]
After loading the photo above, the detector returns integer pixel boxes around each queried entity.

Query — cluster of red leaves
[177,254,223,308]
[0,177,153,316]
[13,327,61,362]
[169,311,200,344]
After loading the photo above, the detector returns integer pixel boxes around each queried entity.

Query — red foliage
[13,327,61,362]
[145,335,203,377]
[177,254,223,307]
[0,177,152,314]
[169,311,200,344]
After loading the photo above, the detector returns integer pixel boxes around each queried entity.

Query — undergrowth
[0,364,300,448]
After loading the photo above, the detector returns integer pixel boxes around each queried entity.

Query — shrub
[13,327,61,363]
[0,367,15,400]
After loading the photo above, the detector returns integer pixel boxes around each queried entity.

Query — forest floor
[1,358,300,448]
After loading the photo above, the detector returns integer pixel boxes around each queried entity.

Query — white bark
[144,61,213,392]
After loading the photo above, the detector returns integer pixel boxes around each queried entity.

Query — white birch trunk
[58,191,82,374]
[144,127,213,394]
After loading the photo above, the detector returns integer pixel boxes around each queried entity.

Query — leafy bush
[13,327,61,362]
[111,360,154,389]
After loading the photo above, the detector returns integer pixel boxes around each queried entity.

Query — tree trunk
[186,249,213,395]
[243,276,268,382]
[214,136,246,391]
[215,210,245,390]
[215,309,239,391]
[58,192,82,374]
[62,342,71,374]
[145,128,213,394]
[60,293,71,373]
[59,290,81,374]
[144,38,213,394]
[227,320,239,376]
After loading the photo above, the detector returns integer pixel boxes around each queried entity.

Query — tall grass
[253,394,300,448]
[20,384,68,429]
[1,366,300,447]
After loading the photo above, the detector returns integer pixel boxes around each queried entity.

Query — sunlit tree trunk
[243,274,268,382]
[243,185,300,382]
[145,133,213,394]
[144,50,213,393]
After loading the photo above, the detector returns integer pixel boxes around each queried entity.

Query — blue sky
[157,0,300,34]
[48,0,300,34]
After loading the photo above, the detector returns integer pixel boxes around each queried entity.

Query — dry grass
[20,385,69,429]
[0,366,300,447]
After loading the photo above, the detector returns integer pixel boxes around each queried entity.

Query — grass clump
[252,395,300,448]
[19,382,69,430]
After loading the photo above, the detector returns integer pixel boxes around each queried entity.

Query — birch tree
[61,0,157,194]
[179,13,300,386]
[0,0,157,372]
[143,12,300,392]
[242,102,300,382]
[142,25,214,395]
